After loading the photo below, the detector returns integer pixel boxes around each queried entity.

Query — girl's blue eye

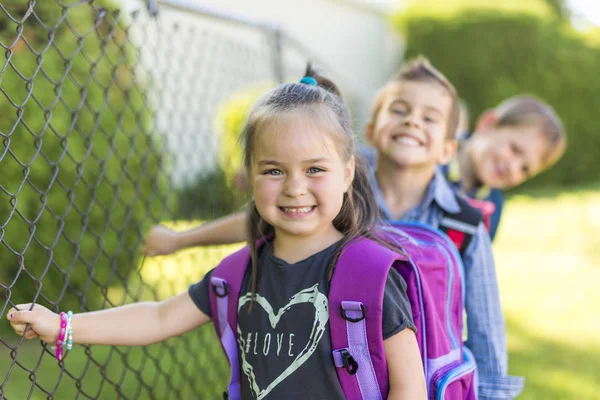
[308,167,324,174]
[264,169,283,176]
[391,108,406,115]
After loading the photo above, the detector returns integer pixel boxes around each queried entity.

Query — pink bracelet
[55,312,67,361]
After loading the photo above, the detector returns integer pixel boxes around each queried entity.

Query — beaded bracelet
[54,310,74,361]
[55,312,67,361]
[65,310,73,351]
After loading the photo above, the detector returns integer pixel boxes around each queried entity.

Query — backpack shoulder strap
[208,244,253,400]
[329,237,406,400]
[439,194,483,258]
[466,197,496,233]
[209,245,251,337]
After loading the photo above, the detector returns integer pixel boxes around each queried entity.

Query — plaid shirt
[361,149,524,399]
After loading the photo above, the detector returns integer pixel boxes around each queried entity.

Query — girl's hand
[142,225,181,256]
[7,304,61,343]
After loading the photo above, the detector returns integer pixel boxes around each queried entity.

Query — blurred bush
[394,0,600,188]
[0,1,168,312]
[214,83,272,190]
[175,169,245,220]
[172,83,273,220]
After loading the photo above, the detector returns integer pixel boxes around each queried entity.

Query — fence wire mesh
[0,0,329,398]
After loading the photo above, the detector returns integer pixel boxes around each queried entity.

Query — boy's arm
[463,223,524,400]
[142,212,247,256]
[8,292,211,347]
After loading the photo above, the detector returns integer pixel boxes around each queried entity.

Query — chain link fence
[0,0,351,398]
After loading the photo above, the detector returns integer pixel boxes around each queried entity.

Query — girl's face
[250,110,355,243]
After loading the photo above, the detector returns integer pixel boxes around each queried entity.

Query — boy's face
[366,80,456,169]
[470,124,548,189]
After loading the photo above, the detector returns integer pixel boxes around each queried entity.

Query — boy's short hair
[370,56,460,139]
[494,95,566,167]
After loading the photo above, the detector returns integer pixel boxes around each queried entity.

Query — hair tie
[299,76,317,86]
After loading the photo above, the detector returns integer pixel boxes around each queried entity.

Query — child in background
[359,57,522,400]
[446,96,566,240]
[8,67,426,400]
[142,57,523,400]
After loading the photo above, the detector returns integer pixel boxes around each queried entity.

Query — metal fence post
[271,27,284,84]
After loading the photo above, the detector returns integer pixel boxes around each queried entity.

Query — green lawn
[495,188,600,399]
[2,189,599,398]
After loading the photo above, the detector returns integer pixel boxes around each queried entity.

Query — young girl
[7,67,426,400]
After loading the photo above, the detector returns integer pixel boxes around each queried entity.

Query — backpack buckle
[340,302,366,323]
[211,278,229,298]
[335,348,359,375]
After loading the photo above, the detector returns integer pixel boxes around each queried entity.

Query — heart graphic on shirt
[237,284,329,400]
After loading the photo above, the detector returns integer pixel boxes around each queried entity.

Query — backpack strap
[208,244,254,400]
[439,194,483,258]
[329,237,406,400]
[465,197,496,233]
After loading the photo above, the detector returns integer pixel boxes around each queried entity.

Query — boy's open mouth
[392,133,424,146]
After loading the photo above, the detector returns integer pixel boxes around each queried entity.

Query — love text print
[237,284,328,399]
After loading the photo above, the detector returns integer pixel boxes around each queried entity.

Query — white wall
[159,0,405,127]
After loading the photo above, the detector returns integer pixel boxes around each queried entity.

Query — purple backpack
[208,224,478,400]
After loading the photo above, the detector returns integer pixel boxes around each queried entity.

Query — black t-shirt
[189,240,414,400]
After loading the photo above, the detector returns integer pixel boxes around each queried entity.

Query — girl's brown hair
[241,64,399,301]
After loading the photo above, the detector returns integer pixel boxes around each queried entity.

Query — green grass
[2,190,599,398]
[0,328,227,399]
[496,188,600,399]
